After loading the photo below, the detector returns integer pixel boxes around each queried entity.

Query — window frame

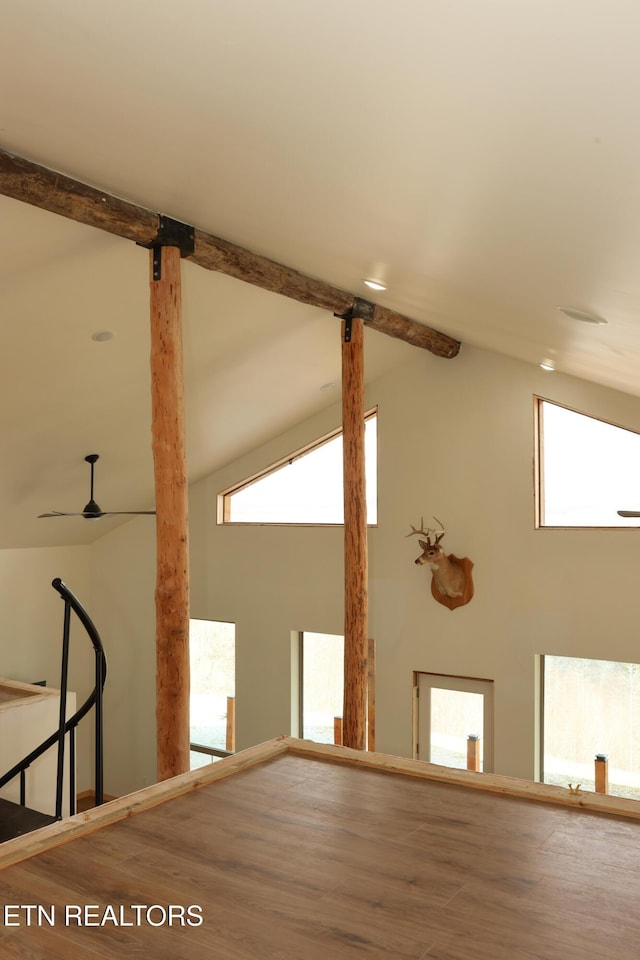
[218,408,378,526]
[294,630,376,749]
[189,618,236,764]
[297,630,345,744]
[534,395,640,529]
[413,671,495,773]
[540,653,640,799]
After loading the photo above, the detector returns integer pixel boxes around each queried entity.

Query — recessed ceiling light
[91,330,114,342]
[363,278,387,292]
[557,306,607,325]
[540,361,555,371]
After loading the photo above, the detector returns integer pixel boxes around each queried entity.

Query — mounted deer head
[406,516,474,610]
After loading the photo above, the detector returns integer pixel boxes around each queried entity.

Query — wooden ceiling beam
[0,148,158,243]
[0,147,461,359]
[192,229,354,315]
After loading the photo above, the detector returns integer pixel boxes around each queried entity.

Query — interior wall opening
[414,672,494,773]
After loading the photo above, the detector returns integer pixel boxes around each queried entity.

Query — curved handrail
[51,577,107,727]
[0,579,107,816]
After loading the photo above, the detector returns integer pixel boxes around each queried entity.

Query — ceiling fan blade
[617,510,640,517]
[37,454,156,519]
[100,511,156,516]
[38,511,98,518]
[39,510,155,519]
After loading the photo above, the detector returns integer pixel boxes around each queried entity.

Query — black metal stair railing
[0,578,107,820]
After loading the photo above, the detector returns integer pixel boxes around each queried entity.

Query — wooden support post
[226,697,236,753]
[367,637,376,753]
[150,245,190,782]
[333,717,344,746]
[341,316,368,751]
[467,735,481,772]
[595,753,609,794]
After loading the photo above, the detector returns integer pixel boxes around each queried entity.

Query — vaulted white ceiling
[3,0,640,548]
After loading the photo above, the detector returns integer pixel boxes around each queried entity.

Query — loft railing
[0,578,107,819]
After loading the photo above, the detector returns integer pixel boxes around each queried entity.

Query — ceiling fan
[38,454,156,520]
[617,510,640,518]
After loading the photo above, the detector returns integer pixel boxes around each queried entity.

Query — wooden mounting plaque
[430,555,474,610]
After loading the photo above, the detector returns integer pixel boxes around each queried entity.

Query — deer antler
[406,516,445,544]
[406,516,428,538]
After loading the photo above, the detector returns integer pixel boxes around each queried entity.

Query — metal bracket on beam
[335,306,356,343]
[138,216,195,280]
[344,312,354,343]
[335,298,376,342]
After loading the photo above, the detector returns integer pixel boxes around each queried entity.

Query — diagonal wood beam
[0,147,461,359]
[0,149,158,243]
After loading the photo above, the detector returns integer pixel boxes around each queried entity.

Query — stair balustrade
[0,578,107,823]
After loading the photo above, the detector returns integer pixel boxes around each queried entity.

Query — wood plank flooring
[0,752,639,958]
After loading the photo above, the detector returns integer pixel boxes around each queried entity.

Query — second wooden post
[150,244,191,782]
[341,316,368,750]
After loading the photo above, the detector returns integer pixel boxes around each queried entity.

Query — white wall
[0,546,93,791]
[90,515,156,797]
[12,341,640,798]
[188,342,640,781]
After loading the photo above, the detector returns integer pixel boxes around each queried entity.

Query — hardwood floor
[0,746,639,958]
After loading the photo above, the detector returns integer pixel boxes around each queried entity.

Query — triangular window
[536,398,640,527]
[219,411,377,524]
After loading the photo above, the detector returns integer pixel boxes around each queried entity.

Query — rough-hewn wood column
[149,245,190,781]
[341,316,368,750]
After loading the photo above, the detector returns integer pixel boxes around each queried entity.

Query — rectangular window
[299,632,344,743]
[414,672,494,773]
[542,654,640,799]
[189,619,235,769]
[535,397,640,527]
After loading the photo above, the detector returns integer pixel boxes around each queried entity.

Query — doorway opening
[414,672,494,773]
